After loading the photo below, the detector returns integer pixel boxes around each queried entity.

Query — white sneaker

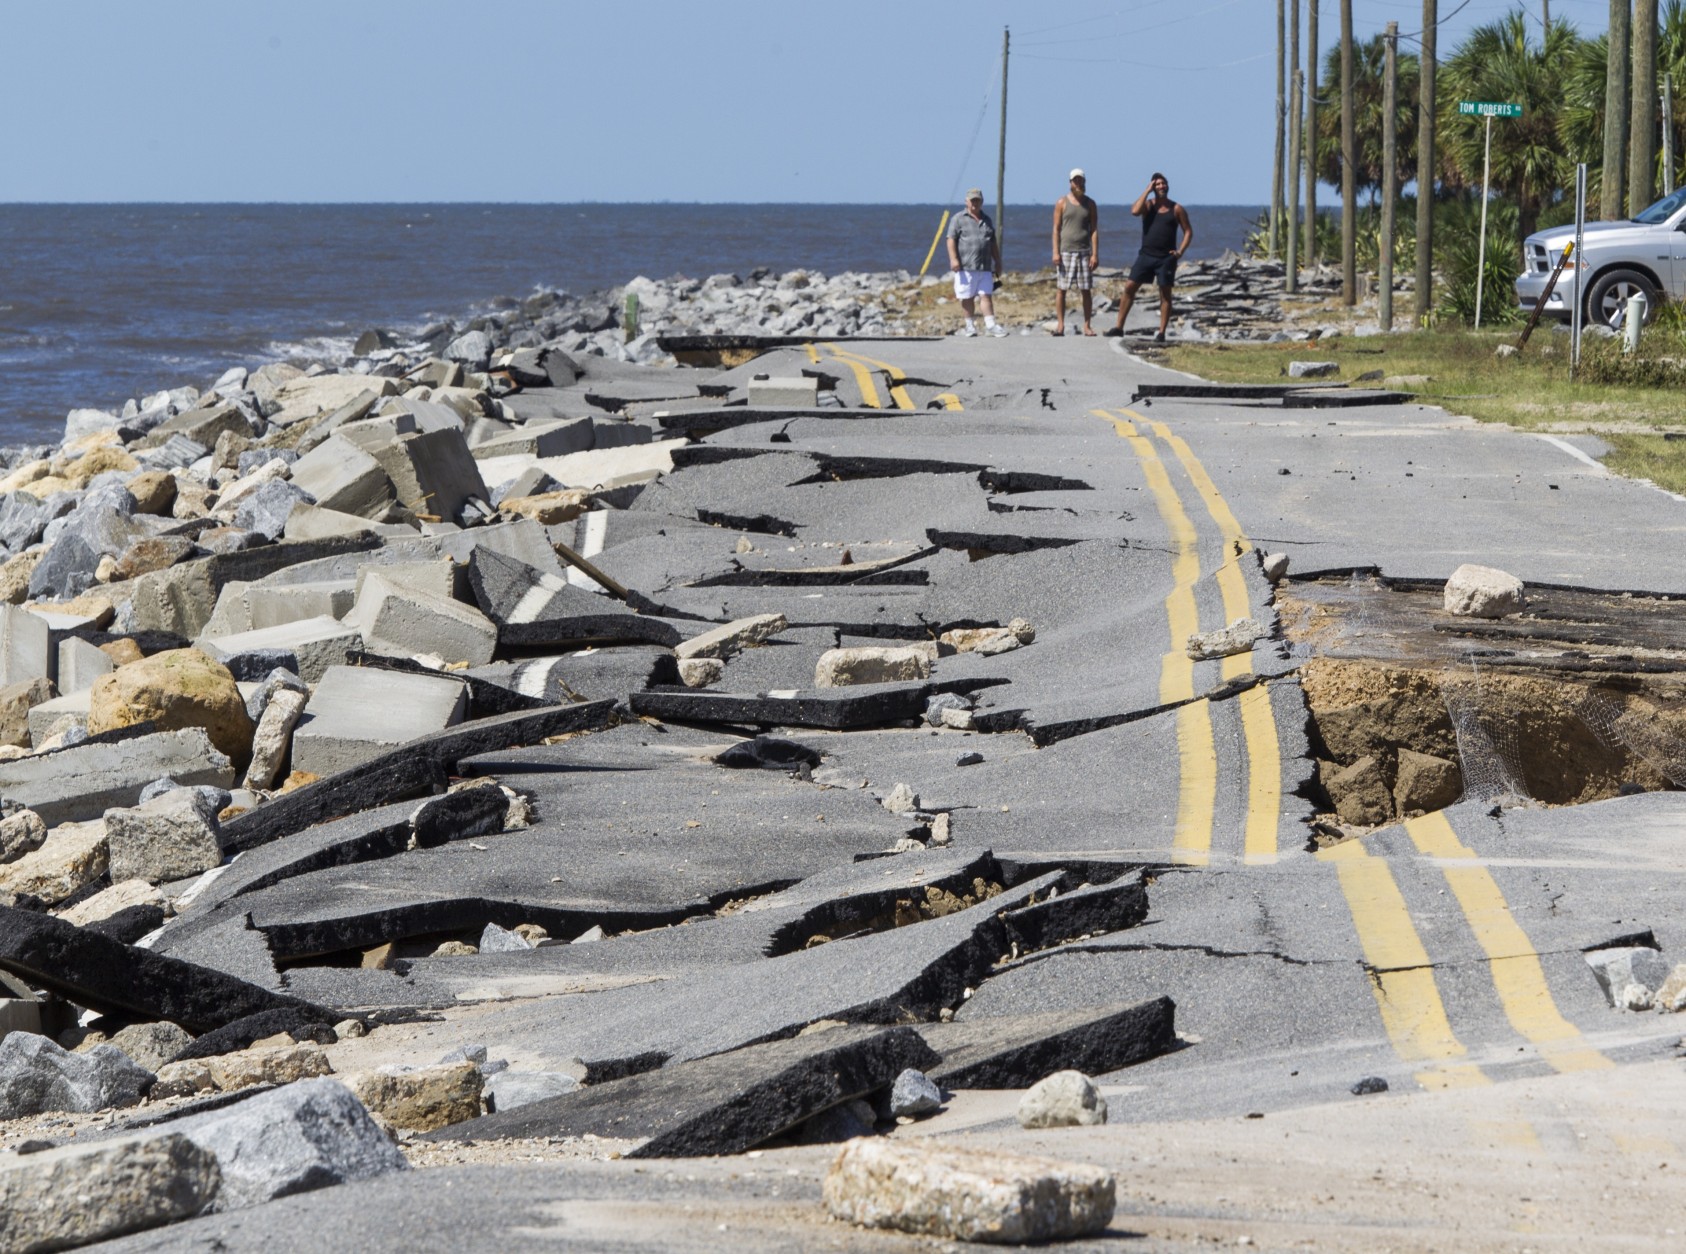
[958,324,978,337]
[987,323,1008,337]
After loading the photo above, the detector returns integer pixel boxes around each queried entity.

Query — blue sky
[0,0,1606,204]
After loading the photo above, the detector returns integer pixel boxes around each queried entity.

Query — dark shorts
[1129,252,1177,288]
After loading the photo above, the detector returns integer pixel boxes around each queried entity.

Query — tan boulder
[497,490,593,526]
[114,536,195,581]
[1326,755,1393,828]
[0,460,51,494]
[97,638,146,667]
[88,648,254,768]
[126,470,178,516]
[0,818,108,905]
[0,551,44,605]
[344,1061,482,1131]
[205,1043,333,1092]
[61,446,138,486]
[0,677,52,748]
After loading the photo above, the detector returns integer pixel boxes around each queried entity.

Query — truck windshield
[1634,188,1686,223]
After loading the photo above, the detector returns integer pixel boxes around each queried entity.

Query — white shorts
[953,269,995,300]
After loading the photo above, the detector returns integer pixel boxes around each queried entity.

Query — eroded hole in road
[1281,575,1686,838]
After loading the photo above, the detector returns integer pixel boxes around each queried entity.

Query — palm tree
[1314,34,1421,203]
[1557,32,1616,212]
[1437,8,1577,239]
[1658,0,1686,197]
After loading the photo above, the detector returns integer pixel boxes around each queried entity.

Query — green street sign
[1459,100,1523,118]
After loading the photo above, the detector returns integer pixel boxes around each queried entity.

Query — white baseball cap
[1069,168,1085,181]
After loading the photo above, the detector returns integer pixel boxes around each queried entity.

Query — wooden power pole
[1340,0,1356,305]
[1272,0,1286,259]
[995,27,1009,252]
[1287,0,1302,293]
[1414,0,1437,323]
[1381,22,1398,331]
[1306,0,1319,267]
[1605,0,1631,218]
[1542,1,1550,40]
[1632,0,1659,214]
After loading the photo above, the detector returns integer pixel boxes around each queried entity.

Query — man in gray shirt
[946,189,1006,337]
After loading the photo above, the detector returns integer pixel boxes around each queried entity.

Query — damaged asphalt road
[9,329,1686,1250]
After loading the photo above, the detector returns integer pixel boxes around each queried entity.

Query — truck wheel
[1585,269,1661,329]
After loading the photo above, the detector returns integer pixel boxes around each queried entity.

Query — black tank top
[1141,198,1179,255]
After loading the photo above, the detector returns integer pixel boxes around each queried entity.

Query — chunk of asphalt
[169,1009,338,1061]
[713,735,822,770]
[0,906,331,1034]
[466,546,682,648]
[218,700,615,854]
[456,873,1064,1077]
[921,998,1178,1089]
[85,902,169,945]
[423,1024,939,1157]
[466,649,679,705]
[1000,873,1150,952]
[629,683,933,731]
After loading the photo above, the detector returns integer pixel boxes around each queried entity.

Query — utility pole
[1604,0,1630,218]
[1414,0,1437,323]
[1340,0,1356,305]
[996,27,1009,252]
[1542,0,1550,40]
[1631,0,1659,214]
[1272,0,1286,259]
[1381,22,1398,331]
[1306,0,1319,267]
[1287,0,1302,293]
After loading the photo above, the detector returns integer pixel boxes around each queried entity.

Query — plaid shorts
[1056,251,1093,291]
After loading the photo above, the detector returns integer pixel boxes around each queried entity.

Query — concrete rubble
[1,260,1675,1250]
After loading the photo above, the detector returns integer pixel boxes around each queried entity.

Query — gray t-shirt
[948,209,997,271]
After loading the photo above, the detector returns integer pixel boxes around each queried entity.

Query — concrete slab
[0,728,233,825]
[197,616,362,684]
[291,665,469,777]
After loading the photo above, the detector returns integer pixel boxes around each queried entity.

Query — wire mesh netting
[1439,660,1530,804]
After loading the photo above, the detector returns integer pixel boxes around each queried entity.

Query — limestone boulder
[824,1138,1116,1243]
[89,648,254,769]
[1444,564,1524,619]
[1016,1070,1108,1129]
[0,818,108,905]
[0,676,52,748]
[816,644,937,687]
[344,1061,482,1131]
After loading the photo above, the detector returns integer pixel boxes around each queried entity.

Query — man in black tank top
[1105,172,1193,343]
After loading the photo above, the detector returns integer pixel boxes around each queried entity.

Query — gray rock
[241,668,309,733]
[168,1077,409,1210]
[1016,1070,1108,1129]
[63,407,124,442]
[1350,1075,1390,1095]
[30,495,140,600]
[1261,551,1290,583]
[140,434,210,470]
[444,330,492,369]
[1586,945,1672,1007]
[437,1043,489,1066]
[889,1067,943,1117]
[233,477,316,542]
[105,787,224,884]
[237,447,299,477]
[881,782,919,815]
[478,922,534,954]
[0,1032,155,1116]
[108,1021,197,1073]
[483,1071,580,1113]
[1286,360,1339,378]
[0,492,48,554]
[0,1131,221,1251]
[1185,616,1264,661]
[923,691,971,727]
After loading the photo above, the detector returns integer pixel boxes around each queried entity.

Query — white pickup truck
[1515,187,1686,327]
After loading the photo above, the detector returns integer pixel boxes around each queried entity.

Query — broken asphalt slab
[425,1025,938,1155]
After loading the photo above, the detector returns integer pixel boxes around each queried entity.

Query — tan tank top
[1058,196,1093,253]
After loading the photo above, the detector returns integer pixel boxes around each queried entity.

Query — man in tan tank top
[1051,169,1099,336]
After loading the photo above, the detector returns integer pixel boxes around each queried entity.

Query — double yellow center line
[1098,406,1609,1088]
[1099,408,1281,866]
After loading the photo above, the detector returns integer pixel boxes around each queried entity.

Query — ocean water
[0,203,1261,446]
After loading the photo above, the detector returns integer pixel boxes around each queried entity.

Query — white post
[1571,162,1587,379]
[1475,113,1492,328]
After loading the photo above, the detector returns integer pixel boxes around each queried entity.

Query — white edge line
[1532,433,1608,473]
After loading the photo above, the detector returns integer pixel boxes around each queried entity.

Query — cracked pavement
[30,331,1686,1249]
